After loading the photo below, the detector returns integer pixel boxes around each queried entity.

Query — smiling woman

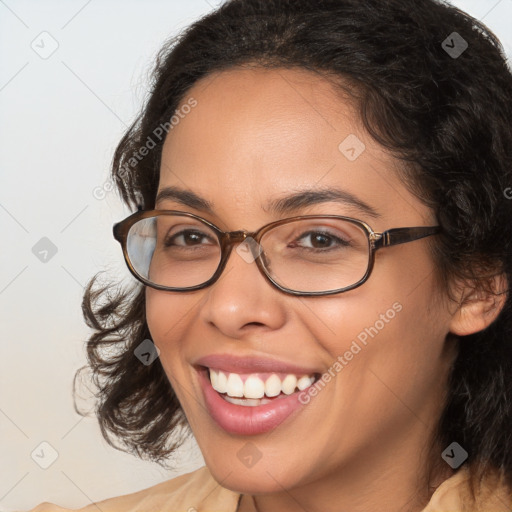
[26,0,512,511]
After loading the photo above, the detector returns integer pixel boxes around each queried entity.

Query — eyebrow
[155,185,380,218]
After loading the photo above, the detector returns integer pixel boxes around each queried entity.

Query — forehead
[158,67,431,227]
[162,66,360,168]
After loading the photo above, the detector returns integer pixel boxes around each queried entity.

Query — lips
[193,354,321,435]
[194,353,321,376]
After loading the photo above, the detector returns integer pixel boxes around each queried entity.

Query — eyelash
[164,229,352,251]
[290,230,352,251]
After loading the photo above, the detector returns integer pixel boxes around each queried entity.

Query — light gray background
[1,0,511,510]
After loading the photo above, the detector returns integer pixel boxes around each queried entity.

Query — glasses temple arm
[372,226,441,249]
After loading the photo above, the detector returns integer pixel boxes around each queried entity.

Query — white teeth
[210,369,218,389]
[211,370,228,394]
[297,375,314,391]
[264,374,282,397]
[208,369,316,399]
[281,375,298,395]
[224,396,272,406]
[226,373,244,397]
[244,375,265,399]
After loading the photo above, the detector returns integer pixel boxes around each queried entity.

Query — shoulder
[424,466,512,512]
[25,465,241,512]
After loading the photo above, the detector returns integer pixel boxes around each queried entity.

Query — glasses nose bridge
[223,229,257,246]
[220,229,265,266]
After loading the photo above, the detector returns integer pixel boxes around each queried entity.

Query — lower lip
[197,368,307,436]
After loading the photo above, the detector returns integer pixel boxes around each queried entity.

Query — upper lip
[194,353,321,376]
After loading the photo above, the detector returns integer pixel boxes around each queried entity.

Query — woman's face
[146,67,457,498]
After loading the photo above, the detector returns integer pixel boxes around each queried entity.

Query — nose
[198,241,287,339]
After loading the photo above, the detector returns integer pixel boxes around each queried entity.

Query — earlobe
[449,273,508,336]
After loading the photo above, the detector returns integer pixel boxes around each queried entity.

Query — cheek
[301,264,450,406]
[144,288,193,377]
[145,288,169,345]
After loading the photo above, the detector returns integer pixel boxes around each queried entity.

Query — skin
[145,67,503,512]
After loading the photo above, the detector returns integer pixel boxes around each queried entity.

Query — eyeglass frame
[113,208,441,297]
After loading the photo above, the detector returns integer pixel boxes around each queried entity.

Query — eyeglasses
[113,209,440,296]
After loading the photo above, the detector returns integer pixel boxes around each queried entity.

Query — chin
[210,464,298,494]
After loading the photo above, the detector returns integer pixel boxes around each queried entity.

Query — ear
[449,273,508,336]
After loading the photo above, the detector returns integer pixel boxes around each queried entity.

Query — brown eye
[164,229,214,247]
[289,230,352,251]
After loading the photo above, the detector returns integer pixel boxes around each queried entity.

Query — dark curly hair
[78,0,512,494]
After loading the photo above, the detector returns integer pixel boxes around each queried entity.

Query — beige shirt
[25,465,512,512]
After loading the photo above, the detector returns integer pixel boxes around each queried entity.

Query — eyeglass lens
[126,214,370,293]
